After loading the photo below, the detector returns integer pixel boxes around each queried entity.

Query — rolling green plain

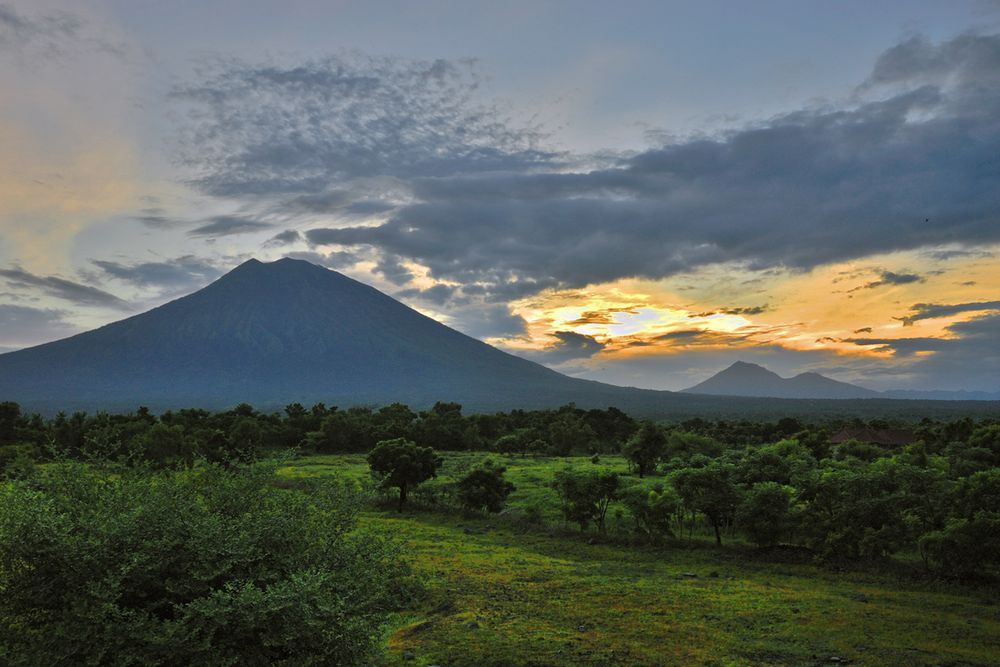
[280,454,1000,666]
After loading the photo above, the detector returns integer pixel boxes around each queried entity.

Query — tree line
[2,399,999,577]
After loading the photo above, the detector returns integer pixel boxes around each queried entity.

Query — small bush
[0,462,400,666]
[457,459,515,513]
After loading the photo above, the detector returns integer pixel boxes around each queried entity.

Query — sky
[2,0,1000,392]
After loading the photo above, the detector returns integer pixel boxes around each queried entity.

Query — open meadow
[281,454,1000,666]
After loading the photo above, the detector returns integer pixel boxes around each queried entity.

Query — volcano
[0,258,672,412]
[683,361,879,399]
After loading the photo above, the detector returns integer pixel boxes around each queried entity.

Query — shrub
[671,462,741,545]
[738,482,794,547]
[552,469,621,531]
[919,513,1000,576]
[523,503,545,525]
[0,462,399,665]
[457,460,515,513]
[622,484,678,539]
[622,420,666,477]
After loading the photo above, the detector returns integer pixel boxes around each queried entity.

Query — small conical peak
[723,361,772,374]
[224,256,333,278]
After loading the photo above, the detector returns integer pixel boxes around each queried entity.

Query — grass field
[281,454,1000,666]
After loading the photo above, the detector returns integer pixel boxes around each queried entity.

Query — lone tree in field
[552,469,622,531]
[367,438,441,511]
[623,420,666,477]
[457,460,515,513]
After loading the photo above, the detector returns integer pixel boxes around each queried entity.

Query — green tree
[954,469,1000,518]
[457,460,515,513]
[0,462,400,665]
[797,463,915,560]
[228,416,264,463]
[622,420,666,477]
[552,469,621,531]
[738,482,794,547]
[136,422,194,468]
[417,402,474,450]
[622,484,679,539]
[0,401,20,444]
[367,438,441,511]
[547,412,597,456]
[306,408,373,453]
[919,513,1000,576]
[671,463,741,545]
[664,430,723,466]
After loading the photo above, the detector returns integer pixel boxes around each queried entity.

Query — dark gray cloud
[373,255,413,286]
[277,189,402,218]
[0,304,78,347]
[519,330,605,365]
[92,256,222,289]
[898,299,1000,325]
[0,3,124,59]
[849,314,1000,392]
[851,271,925,292]
[282,250,361,269]
[842,336,947,356]
[865,32,1000,90]
[444,303,528,340]
[565,307,640,326]
[395,283,457,307]
[265,230,303,246]
[300,33,1000,297]
[134,207,187,229]
[345,200,397,216]
[923,247,994,261]
[694,305,769,317]
[172,54,553,197]
[652,329,748,347]
[0,3,81,53]
[188,216,273,237]
[0,267,127,308]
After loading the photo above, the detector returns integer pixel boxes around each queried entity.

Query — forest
[2,399,999,665]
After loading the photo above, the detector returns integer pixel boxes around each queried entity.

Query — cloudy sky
[2,0,1000,392]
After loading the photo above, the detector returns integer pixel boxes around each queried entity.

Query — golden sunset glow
[481,246,1000,385]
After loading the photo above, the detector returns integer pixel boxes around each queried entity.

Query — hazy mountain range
[0,258,996,417]
[684,360,1000,401]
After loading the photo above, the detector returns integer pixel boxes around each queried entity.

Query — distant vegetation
[2,398,1000,663]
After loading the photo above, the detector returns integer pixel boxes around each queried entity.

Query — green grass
[282,453,1000,666]
[283,452,664,526]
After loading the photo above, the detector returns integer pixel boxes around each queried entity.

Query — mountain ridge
[1,259,998,417]
[684,361,1000,400]
[683,361,879,399]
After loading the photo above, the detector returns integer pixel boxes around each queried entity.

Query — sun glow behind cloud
[487,244,1000,389]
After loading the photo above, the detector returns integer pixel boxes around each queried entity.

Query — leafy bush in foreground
[0,462,399,666]
[457,459,515,513]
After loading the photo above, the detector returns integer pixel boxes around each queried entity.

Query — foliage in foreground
[0,462,401,666]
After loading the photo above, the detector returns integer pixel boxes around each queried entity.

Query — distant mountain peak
[683,361,878,399]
